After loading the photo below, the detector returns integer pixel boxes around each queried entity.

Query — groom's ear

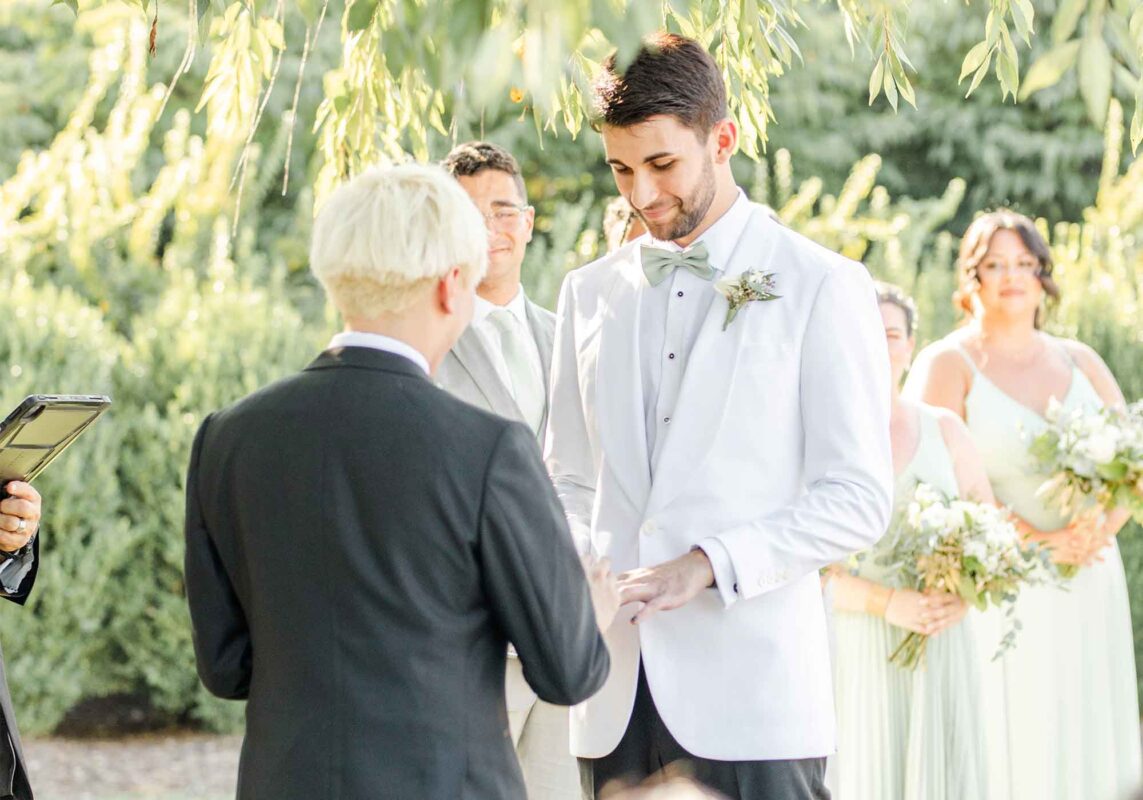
[710,118,738,163]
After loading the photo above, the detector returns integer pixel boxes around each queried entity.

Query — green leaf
[998,30,1020,99]
[883,64,898,111]
[1012,0,1036,44]
[868,56,886,105]
[50,0,78,14]
[1019,39,1082,100]
[1079,33,1113,129]
[1096,460,1129,480]
[888,50,916,108]
[960,41,991,82]
[1053,0,1089,45]
[966,50,993,97]
[346,0,377,33]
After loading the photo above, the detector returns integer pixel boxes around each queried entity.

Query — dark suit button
[676,291,684,297]
[668,353,675,360]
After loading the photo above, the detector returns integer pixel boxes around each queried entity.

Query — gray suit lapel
[450,327,523,422]
[525,299,555,438]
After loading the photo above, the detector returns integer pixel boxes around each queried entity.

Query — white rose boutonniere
[713,270,780,331]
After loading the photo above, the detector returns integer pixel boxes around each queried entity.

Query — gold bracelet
[865,584,893,618]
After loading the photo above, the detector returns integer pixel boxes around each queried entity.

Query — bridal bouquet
[876,484,1056,670]
[1030,399,1143,530]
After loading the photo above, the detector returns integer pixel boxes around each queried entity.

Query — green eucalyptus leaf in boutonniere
[713,270,780,331]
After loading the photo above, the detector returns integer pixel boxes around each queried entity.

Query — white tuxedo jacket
[544,205,893,761]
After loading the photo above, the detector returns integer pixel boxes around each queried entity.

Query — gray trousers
[578,666,829,800]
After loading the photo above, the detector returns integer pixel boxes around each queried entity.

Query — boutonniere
[713,270,780,330]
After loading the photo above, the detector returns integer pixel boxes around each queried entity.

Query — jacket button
[640,521,658,536]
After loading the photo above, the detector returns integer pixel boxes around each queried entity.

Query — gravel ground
[22,734,241,800]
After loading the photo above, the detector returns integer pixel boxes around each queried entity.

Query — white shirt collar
[327,331,431,375]
[473,285,529,328]
[646,189,752,274]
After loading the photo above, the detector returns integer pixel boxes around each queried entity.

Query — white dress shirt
[638,192,752,600]
[328,331,431,375]
[639,190,752,470]
[471,287,544,396]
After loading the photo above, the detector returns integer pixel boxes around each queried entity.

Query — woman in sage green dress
[827,283,996,799]
[905,210,1140,800]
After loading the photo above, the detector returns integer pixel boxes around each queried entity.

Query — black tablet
[0,395,111,484]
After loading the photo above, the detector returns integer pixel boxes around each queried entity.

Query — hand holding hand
[884,588,966,636]
[0,481,40,554]
[1041,515,1100,566]
[582,555,621,632]
[617,550,714,625]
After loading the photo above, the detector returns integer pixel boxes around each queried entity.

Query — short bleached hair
[310,164,488,318]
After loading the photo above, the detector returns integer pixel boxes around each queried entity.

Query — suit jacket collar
[447,327,520,419]
[305,346,431,381]
[445,298,555,434]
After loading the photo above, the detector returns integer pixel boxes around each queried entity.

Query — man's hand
[582,555,621,632]
[0,481,40,553]
[617,550,715,625]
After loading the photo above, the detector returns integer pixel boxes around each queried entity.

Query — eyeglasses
[480,205,530,230]
[977,258,1043,277]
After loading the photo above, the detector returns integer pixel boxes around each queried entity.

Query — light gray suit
[437,298,554,440]
[437,296,579,800]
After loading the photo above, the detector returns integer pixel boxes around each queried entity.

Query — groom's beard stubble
[637,156,717,243]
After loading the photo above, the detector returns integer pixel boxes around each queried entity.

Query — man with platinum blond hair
[184,163,616,800]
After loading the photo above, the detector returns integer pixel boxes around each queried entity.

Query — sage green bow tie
[640,242,715,286]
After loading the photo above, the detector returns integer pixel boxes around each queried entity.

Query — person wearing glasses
[905,209,1141,800]
[439,142,577,799]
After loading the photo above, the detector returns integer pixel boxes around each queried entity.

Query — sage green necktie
[640,242,715,286]
[488,309,545,435]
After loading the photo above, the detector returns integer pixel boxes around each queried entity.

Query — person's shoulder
[566,238,642,288]
[209,366,314,425]
[1054,334,1104,372]
[928,402,972,443]
[915,330,976,375]
[525,296,556,325]
[755,209,861,277]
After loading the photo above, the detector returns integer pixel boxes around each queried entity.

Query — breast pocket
[737,339,796,372]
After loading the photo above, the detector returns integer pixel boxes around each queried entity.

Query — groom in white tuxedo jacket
[545,34,893,799]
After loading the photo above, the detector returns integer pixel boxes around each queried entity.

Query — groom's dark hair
[591,33,727,138]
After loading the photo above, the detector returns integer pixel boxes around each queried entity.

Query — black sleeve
[184,414,251,700]
[477,422,610,706]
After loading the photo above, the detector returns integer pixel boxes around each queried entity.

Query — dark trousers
[578,666,829,800]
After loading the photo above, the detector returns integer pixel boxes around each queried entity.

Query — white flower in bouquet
[876,483,1057,670]
[1030,401,1143,580]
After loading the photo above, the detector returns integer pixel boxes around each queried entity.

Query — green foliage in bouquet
[876,484,1057,670]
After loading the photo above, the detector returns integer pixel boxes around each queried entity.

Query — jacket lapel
[448,327,523,422]
[645,208,778,516]
[596,252,652,513]
[525,299,555,436]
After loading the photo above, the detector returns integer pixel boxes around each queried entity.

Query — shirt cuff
[695,538,738,609]
[0,546,34,595]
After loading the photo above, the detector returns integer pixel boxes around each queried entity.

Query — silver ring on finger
[15,519,26,534]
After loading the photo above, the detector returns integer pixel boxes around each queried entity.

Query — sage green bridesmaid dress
[956,344,1141,800]
[830,405,989,799]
